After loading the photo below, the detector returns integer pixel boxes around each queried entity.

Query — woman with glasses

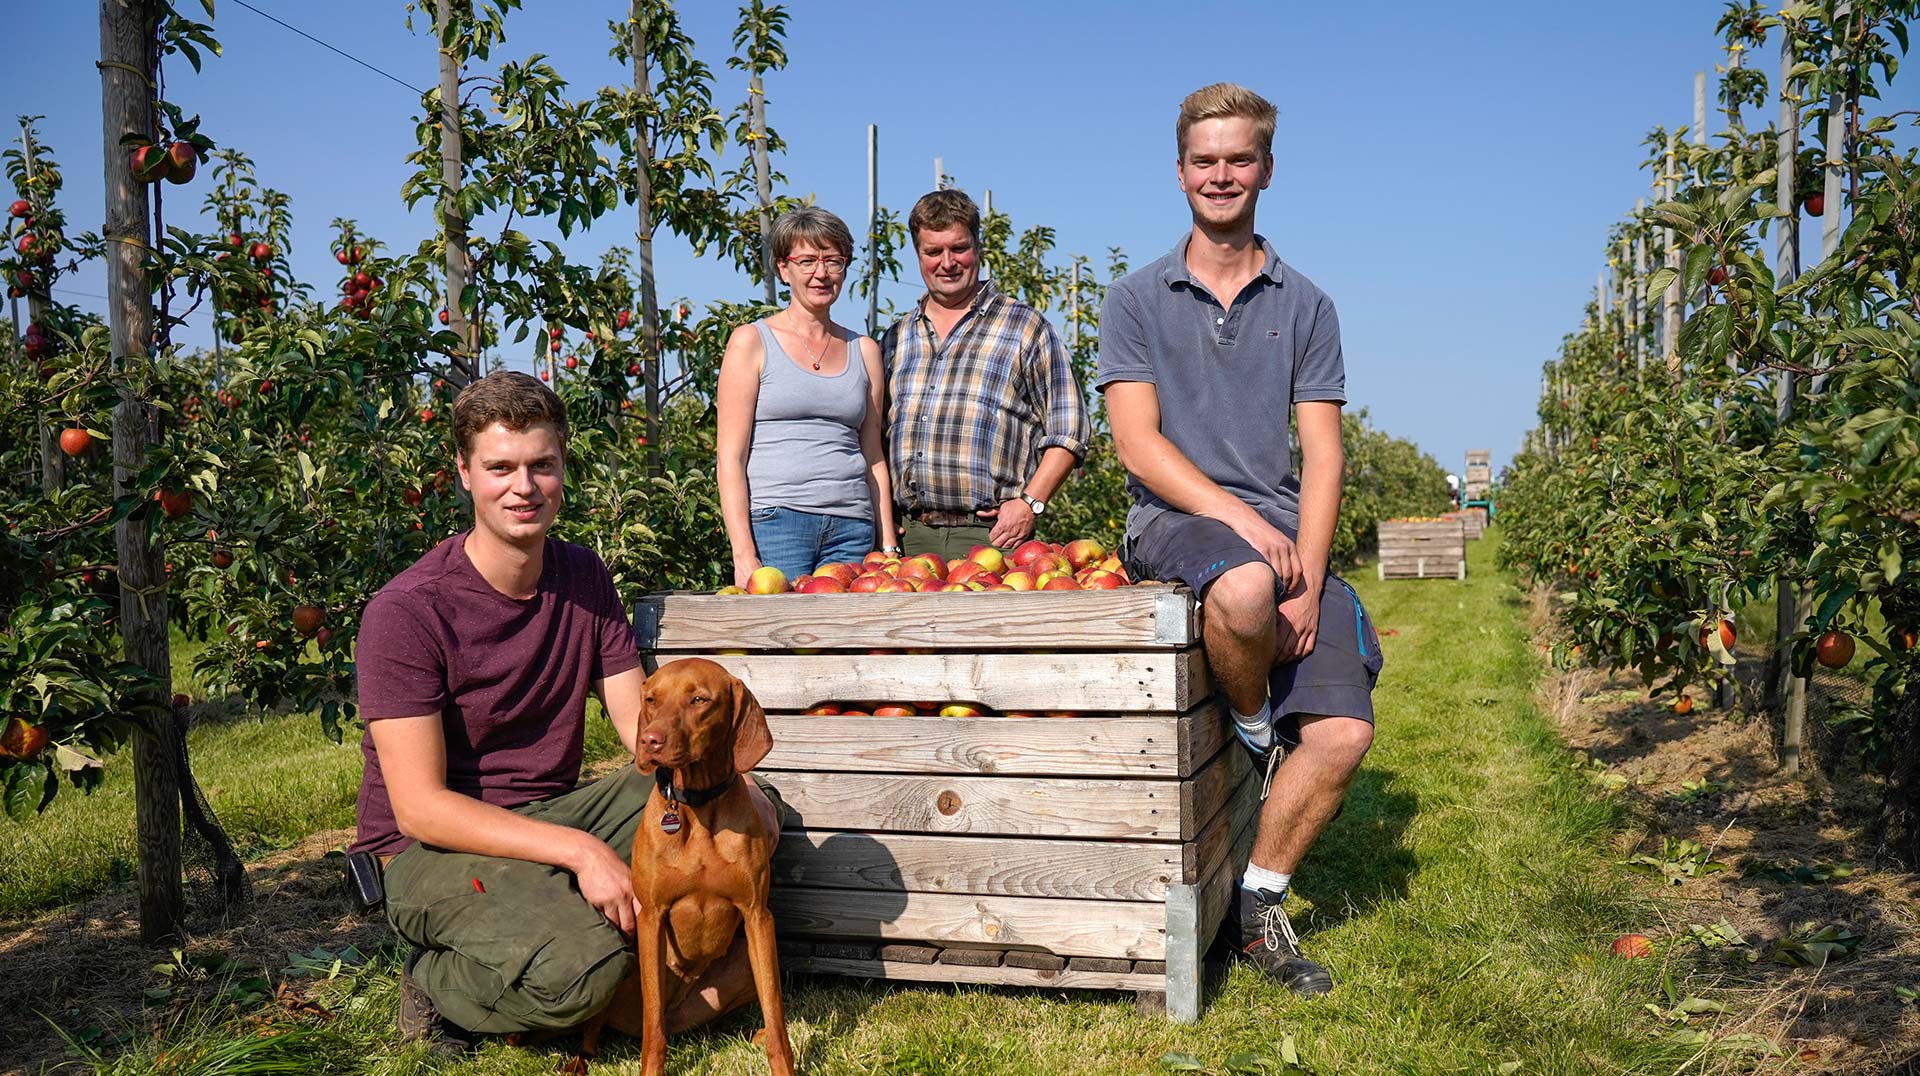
[716,206,898,587]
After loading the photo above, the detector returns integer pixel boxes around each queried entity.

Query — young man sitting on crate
[347,371,782,1052]
[1097,84,1382,996]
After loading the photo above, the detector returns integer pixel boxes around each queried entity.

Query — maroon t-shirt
[350,532,641,856]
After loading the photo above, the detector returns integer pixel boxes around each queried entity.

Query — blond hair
[1176,83,1277,160]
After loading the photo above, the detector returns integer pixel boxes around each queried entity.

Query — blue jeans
[749,506,876,580]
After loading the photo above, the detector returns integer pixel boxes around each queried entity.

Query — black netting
[172,704,249,914]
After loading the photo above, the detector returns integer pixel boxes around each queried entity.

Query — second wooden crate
[1376,518,1467,580]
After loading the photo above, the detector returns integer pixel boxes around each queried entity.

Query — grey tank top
[745,320,872,518]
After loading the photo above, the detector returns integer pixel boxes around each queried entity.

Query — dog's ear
[631,678,658,775]
[729,674,772,774]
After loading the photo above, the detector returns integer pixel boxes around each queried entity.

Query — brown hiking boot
[398,950,475,1056]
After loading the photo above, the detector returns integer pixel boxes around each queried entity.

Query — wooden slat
[634,585,1196,651]
[659,650,1207,712]
[766,743,1241,841]
[784,954,1163,992]
[768,771,1175,839]
[770,888,1165,959]
[761,698,1228,778]
[1194,778,1263,955]
[771,830,1188,899]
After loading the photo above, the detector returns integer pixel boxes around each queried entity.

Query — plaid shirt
[881,281,1089,514]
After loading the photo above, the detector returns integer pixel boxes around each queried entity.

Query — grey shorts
[1122,511,1382,744]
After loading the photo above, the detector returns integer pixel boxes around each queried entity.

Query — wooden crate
[1443,508,1486,540]
[633,585,1255,1022]
[1375,519,1467,580]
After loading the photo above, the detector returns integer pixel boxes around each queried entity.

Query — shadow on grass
[1290,766,1419,930]
[0,837,392,1076]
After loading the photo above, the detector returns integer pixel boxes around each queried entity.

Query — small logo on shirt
[1266,330,1282,337]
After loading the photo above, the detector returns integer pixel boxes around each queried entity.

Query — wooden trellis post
[433,0,476,387]
[1773,21,1808,768]
[98,0,180,943]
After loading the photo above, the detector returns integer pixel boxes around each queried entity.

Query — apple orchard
[1499,2,1920,861]
[0,0,1453,933]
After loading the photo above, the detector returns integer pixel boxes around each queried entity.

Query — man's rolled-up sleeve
[1030,321,1089,459]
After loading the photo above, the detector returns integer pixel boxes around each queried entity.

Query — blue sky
[9,1,1905,480]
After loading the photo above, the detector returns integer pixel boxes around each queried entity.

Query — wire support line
[229,0,428,97]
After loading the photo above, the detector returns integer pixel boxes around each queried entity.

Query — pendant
[812,360,821,370]
[659,807,682,834]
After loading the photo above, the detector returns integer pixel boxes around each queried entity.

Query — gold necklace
[786,312,828,370]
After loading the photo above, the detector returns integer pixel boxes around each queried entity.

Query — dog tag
[659,808,682,834]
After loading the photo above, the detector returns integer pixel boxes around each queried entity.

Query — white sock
[1231,700,1273,750]
[1241,864,1291,899]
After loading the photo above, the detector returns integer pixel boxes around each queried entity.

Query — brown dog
[569,658,794,1075]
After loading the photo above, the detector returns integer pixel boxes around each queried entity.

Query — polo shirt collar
[1158,234,1285,291]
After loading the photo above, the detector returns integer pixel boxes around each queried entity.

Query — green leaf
[1644,266,1678,300]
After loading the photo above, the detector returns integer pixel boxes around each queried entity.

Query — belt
[906,508,979,528]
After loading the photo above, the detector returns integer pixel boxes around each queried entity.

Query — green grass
[27,534,1721,1074]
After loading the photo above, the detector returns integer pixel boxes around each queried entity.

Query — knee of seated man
[1203,563,1277,630]
[1300,714,1374,766]
[518,929,635,1028]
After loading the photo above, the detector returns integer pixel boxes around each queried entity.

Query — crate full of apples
[631,537,1253,1022]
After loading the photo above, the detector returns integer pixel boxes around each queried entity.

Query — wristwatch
[1019,493,1047,516]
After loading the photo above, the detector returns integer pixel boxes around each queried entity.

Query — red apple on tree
[292,605,325,637]
[7,200,27,219]
[58,428,92,456]
[1813,630,1855,669]
[1803,193,1824,216]
[164,141,197,183]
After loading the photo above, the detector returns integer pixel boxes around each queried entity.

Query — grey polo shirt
[1094,234,1346,541]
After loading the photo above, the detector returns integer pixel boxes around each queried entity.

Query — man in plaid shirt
[880,189,1089,561]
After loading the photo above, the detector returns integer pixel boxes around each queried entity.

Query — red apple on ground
[1673,695,1695,715]
[1610,934,1653,958]
[746,566,790,594]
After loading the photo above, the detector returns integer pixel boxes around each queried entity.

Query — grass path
[16,533,1712,1075]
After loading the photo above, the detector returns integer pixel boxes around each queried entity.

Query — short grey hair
[769,206,855,262]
